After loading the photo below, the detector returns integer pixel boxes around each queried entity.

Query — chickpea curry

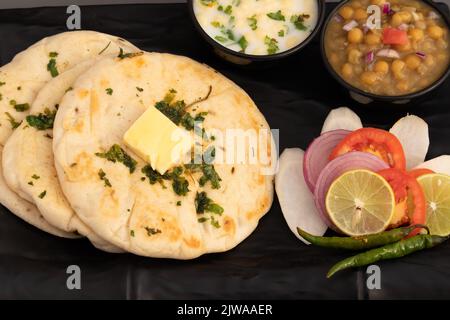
[324,0,449,96]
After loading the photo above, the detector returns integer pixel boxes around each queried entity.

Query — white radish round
[390,115,429,170]
[275,148,327,244]
[415,155,450,176]
[321,107,363,134]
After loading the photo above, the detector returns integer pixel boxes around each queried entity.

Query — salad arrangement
[276,107,450,277]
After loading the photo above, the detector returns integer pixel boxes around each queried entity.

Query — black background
[0,2,449,299]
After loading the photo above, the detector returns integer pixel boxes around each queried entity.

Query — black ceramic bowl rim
[320,0,450,102]
[188,0,326,61]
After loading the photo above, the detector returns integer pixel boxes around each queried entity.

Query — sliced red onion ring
[429,11,440,19]
[313,152,389,231]
[377,49,400,59]
[343,20,358,31]
[382,3,391,14]
[303,129,351,193]
[366,51,374,64]
[334,14,343,23]
[416,51,426,59]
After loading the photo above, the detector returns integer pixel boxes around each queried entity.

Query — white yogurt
[193,0,319,55]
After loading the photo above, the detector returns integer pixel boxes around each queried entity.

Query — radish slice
[383,2,391,14]
[303,129,351,192]
[390,115,429,170]
[377,49,400,59]
[276,148,328,244]
[321,107,363,134]
[415,155,450,176]
[314,152,389,231]
[343,20,358,31]
[366,51,374,64]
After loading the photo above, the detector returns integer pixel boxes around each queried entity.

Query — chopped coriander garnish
[98,41,111,55]
[291,14,309,31]
[217,5,223,11]
[176,201,182,206]
[171,168,189,196]
[247,15,258,30]
[195,191,224,215]
[226,29,235,41]
[267,10,285,21]
[0,81,5,86]
[5,112,21,129]
[38,190,47,199]
[98,169,112,187]
[198,217,209,223]
[117,48,144,60]
[210,215,221,228]
[28,181,34,186]
[26,108,56,130]
[0,94,2,101]
[142,165,171,186]
[49,52,58,58]
[32,174,40,180]
[9,100,16,106]
[215,35,229,43]
[200,0,216,6]
[238,36,248,52]
[105,88,113,95]
[65,87,73,93]
[47,58,59,77]
[264,36,279,55]
[278,29,285,37]
[130,230,135,237]
[145,227,162,236]
[95,144,137,173]
[17,86,21,91]
[14,103,30,112]
[224,5,232,15]
[211,21,222,28]
[136,87,143,92]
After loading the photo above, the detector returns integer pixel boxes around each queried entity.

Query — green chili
[297,224,429,251]
[327,234,449,278]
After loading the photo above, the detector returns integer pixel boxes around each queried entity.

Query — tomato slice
[408,168,435,179]
[383,28,408,45]
[330,128,406,170]
[378,168,426,236]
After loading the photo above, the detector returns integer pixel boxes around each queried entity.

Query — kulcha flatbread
[3,59,123,252]
[0,31,139,238]
[53,52,274,259]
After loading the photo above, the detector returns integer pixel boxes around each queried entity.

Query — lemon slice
[417,173,450,236]
[326,169,396,236]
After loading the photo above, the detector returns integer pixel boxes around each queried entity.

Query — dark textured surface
[0,3,449,299]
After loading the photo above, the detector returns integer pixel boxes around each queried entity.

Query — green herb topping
[195,191,224,215]
[38,190,47,199]
[105,88,113,95]
[247,15,258,30]
[32,174,40,180]
[98,169,112,187]
[26,108,56,130]
[130,230,135,237]
[5,112,21,129]
[95,144,137,173]
[11,101,30,112]
[117,48,144,60]
[264,36,279,55]
[49,52,58,58]
[145,227,162,236]
[47,58,59,78]
[98,41,111,55]
[267,10,285,21]
[291,14,310,31]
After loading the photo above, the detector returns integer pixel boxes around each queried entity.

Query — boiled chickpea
[348,28,363,43]
[351,1,363,9]
[428,25,444,39]
[396,80,409,92]
[392,59,406,79]
[424,55,435,66]
[415,20,427,30]
[395,40,412,52]
[365,33,380,45]
[339,6,354,20]
[361,71,378,85]
[354,8,368,20]
[391,13,403,27]
[341,63,353,78]
[409,28,424,41]
[399,11,412,23]
[374,60,389,74]
[348,49,362,64]
[404,54,421,70]
[370,0,386,5]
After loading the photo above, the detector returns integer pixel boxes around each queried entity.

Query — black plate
[0,3,449,299]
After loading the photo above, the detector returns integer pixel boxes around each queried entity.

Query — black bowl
[188,0,326,66]
[320,0,450,104]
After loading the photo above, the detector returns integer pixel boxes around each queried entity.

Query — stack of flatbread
[0,31,274,259]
